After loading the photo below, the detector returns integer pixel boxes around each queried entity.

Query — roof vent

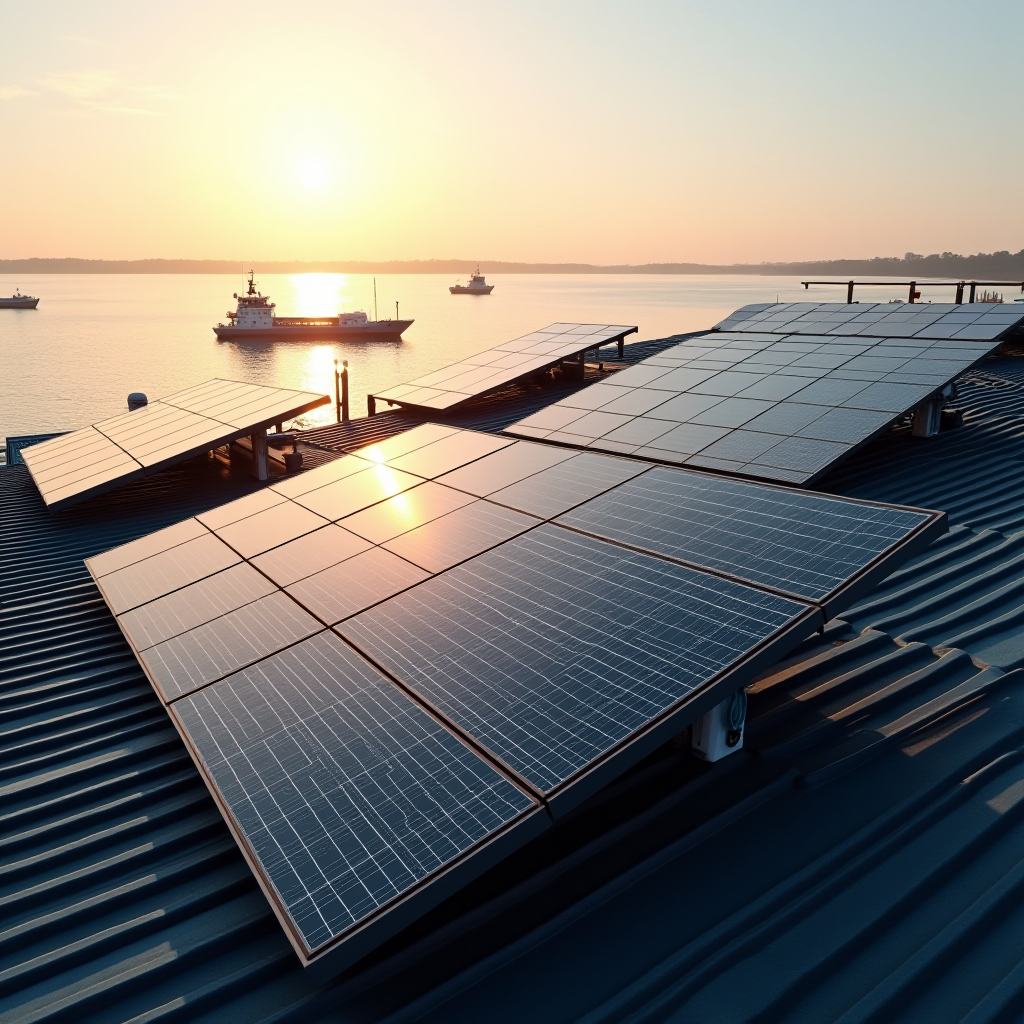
[127,393,148,411]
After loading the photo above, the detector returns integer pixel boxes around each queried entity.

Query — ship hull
[0,297,39,309]
[449,286,494,294]
[214,319,414,341]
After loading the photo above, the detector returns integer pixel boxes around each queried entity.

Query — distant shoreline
[1,253,1022,278]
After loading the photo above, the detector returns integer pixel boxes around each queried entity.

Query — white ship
[450,266,494,295]
[0,288,39,309]
[214,272,412,341]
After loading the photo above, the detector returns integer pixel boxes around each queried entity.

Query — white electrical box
[692,690,747,762]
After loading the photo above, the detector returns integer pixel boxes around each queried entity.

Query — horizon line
[1,250,1023,275]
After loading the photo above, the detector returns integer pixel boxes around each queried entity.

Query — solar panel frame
[20,378,330,510]
[369,323,638,413]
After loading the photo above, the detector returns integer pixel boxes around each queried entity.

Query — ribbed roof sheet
[3,338,1024,1023]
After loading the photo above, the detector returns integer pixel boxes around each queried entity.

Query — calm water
[0,273,935,440]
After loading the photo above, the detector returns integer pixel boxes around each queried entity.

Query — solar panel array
[20,379,330,510]
[87,425,944,966]
[506,303,1019,484]
[716,301,1024,339]
[369,322,637,412]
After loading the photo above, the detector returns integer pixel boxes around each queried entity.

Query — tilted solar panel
[715,301,1024,339]
[506,307,1010,483]
[20,379,330,509]
[369,323,638,413]
[86,425,944,968]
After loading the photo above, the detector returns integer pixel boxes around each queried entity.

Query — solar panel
[506,309,1009,484]
[369,323,638,413]
[20,379,330,510]
[172,632,544,961]
[555,468,938,618]
[715,301,1024,339]
[338,525,814,805]
[86,425,944,968]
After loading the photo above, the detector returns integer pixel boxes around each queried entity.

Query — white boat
[450,266,494,295]
[0,288,39,309]
[214,271,412,341]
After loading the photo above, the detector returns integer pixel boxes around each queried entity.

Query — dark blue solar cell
[555,467,928,604]
[338,525,807,798]
[172,632,537,955]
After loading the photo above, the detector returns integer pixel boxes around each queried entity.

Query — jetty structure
[3,300,1024,1021]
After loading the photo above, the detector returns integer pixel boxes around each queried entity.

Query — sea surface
[0,272,947,441]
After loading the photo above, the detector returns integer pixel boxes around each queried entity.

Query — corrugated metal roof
[3,347,1024,1022]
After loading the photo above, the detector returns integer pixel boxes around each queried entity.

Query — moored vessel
[450,266,494,295]
[0,288,39,309]
[214,272,412,341]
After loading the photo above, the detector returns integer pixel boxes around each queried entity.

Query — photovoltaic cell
[172,633,540,957]
[381,500,540,573]
[370,323,637,413]
[95,532,242,615]
[118,563,278,650]
[339,525,813,801]
[142,592,323,702]
[20,378,329,510]
[286,546,431,624]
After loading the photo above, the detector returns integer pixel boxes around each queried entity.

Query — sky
[1,0,1021,265]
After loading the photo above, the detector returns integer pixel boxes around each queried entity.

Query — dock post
[334,360,341,422]
[368,394,376,416]
[618,337,624,359]
[250,430,269,481]
[908,281,917,303]
[955,282,965,304]
[969,282,977,302]
[342,360,350,423]
[847,280,854,303]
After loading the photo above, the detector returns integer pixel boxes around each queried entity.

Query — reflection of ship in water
[450,266,494,295]
[0,287,40,309]
[214,271,412,341]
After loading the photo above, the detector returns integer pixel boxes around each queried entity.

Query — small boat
[450,266,494,295]
[0,288,39,309]
[214,271,413,341]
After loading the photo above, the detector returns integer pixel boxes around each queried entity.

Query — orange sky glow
[2,0,1022,265]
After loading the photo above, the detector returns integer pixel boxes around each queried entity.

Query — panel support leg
[250,430,269,480]
[911,400,942,438]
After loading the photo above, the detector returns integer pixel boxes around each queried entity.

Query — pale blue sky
[1,0,1021,262]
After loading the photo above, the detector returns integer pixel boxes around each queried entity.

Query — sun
[297,156,329,190]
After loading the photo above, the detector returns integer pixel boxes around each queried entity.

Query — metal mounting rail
[801,279,1024,304]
